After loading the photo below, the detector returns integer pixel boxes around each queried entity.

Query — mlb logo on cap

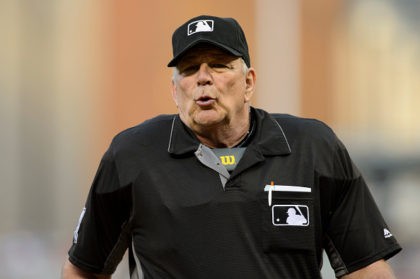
[188,20,214,36]
[168,15,251,67]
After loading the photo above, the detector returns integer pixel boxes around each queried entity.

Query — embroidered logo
[220,155,235,166]
[272,205,309,226]
[73,207,86,244]
[384,228,393,238]
[187,20,214,35]
[212,147,245,171]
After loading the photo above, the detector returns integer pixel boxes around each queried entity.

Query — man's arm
[61,259,111,279]
[341,260,396,279]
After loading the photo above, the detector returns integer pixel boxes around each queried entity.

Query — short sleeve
[323,139,401,277]
[68,148,133,274]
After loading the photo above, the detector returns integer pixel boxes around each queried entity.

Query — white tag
[264,185,311,192]
[268,187,273,206]
[264,184,311,207]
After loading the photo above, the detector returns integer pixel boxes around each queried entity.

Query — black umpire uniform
[68,108,401,278]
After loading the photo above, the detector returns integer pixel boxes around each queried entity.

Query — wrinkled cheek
[174,90,190,110]
[232,81,246,93]
[178,100,197,120]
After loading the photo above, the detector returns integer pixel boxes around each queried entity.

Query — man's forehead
[177,45,239,64]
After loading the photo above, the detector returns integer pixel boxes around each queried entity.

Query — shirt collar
[167,114,200,155]
[167,107,291,156]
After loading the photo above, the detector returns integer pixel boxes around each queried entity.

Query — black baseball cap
[167,15,251,67]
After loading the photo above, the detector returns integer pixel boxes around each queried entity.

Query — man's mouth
[195,96,215,107]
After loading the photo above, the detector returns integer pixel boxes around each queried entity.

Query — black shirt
[68,108,401,278]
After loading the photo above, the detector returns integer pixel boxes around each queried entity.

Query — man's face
[171,46,255,132]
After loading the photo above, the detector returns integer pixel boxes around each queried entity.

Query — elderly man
[62,15,401,278]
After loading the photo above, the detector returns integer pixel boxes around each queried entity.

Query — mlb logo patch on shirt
[272,205,309,226]
[188,20,214,35]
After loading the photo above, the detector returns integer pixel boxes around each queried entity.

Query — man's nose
[196,63,213,86]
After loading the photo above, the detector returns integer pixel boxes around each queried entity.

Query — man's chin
[193,115,225,129]
[192,110,222,124]
[194,119,221,128]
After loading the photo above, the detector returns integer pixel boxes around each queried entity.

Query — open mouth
[195,96,215,107]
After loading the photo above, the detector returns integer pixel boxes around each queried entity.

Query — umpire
[62,15,401,278]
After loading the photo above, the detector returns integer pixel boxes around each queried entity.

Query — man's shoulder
[269,113,334,135]
[266,111,338,145]
[116,114,175,137]
[97,115,176,187]
[110,114,176,149]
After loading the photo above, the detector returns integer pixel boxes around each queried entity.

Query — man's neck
[194,116,250,148]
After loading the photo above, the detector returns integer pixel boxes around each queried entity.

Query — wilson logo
[220,155,235,165]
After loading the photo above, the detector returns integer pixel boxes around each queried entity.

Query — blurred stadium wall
[0,0,419,278]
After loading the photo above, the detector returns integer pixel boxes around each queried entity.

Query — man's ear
[244,68,256,102]
[171,78,178,107]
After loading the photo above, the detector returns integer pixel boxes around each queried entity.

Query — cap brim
[167,39,243,67]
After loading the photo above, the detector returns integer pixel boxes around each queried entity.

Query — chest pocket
[260,188,315,253]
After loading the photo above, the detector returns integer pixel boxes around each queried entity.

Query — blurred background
[1,0,419,278]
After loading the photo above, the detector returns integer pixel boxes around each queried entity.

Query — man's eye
[209,63,229,69]
[180,65,199,75]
